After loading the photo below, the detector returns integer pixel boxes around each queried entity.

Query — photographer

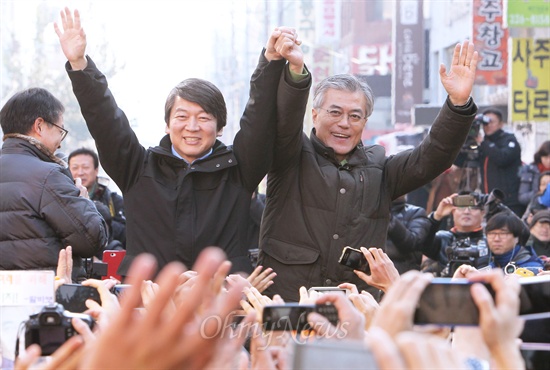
[421,192,488,277]
[479,108,523,216]
[455,108,523,216]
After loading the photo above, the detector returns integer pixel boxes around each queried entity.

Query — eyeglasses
[486,231,512,239]
[45,121,68,142]
[454,206,482,212]
[321,108,367,125]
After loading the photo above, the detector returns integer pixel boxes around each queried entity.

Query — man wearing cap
[421,192,489,276]
[527,209,550,270]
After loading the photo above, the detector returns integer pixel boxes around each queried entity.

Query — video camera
[443,237,490,277]
[19,303,94,356]
[459,113,491,168]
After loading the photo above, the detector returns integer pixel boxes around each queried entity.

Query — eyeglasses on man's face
[486,231,513,239]
[454,206,483,212]
[45,121,68,142]
[321,108,367,125]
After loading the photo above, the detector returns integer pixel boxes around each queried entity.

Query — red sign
[473,0,508,85]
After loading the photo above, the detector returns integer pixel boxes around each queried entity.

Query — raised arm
[54,7,88,71]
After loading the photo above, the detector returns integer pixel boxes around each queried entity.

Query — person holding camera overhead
[475,108,523,216]
[421,192,489,277]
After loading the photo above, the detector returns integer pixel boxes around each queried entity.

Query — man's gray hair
[312,74,375,118]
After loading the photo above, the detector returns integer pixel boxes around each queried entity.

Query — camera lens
[504,263,516,275]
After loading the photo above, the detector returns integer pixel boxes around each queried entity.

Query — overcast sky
[2,0,240,148]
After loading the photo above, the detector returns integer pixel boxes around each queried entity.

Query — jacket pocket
[262,238,319,264]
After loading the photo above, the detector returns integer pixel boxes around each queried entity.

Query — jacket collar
[2,134,67,167]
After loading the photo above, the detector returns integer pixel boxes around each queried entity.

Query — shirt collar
[171,146,213,164]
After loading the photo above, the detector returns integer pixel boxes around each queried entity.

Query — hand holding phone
[338,247,370,274]
[55,283,102,313]
[452,194,476,207]
[414,278,494,326]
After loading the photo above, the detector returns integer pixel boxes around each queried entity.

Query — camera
[23,303,94,356]
[458,114,489,168]
[443,237,490,277]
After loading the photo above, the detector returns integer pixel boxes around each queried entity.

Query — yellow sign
[511,38,550,122]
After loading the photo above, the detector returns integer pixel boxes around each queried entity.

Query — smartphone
[262,303,338,332]
[308,287,350,297]
[110,284,131,300]
[292,340,379,370]
[414,278,494,326]
[518,276,550,320]
[453,195,476,207]
[338,247,370,274]
[55,284,101,313]
[102,250,126,281]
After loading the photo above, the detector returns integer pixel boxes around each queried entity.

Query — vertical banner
[312,0,340,86]
[511,38,550,122]
[392,0,424,126]
[473,0,508,85]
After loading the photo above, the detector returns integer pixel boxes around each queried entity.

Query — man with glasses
[0,88,108,279]
[260,41,480,301]
[420,192,489,277]
[485,212,543,274]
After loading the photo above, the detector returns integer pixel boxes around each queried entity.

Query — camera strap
[14,320,26,359]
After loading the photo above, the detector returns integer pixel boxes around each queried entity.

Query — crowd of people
[1,6,549,370]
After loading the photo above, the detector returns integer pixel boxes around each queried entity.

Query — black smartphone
[55,284,101,313]
[292,340,379,369]
[414,278,494,326]
[338,247,370,274]
[518,276,550,319]
[110,284,131,300]
[262,303,338,332]
[453,195,476,207]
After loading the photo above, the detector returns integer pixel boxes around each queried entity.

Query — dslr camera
[23,303,94,356]
[443,237,490,277]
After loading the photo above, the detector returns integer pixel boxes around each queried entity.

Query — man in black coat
[56,8,309,275]
[478,107,523,216]
[260,41,480,301]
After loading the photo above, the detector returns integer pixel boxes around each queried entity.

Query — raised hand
[54,7,88,70]
[354,247,400,292]
[371,270,432,338]
[264,27,304,74]
[308,292,366,341]
[246,265,277,293]
[55,246,73,290]
[439,40,478,106]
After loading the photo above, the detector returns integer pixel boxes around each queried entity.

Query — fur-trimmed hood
[3,133,67,167]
